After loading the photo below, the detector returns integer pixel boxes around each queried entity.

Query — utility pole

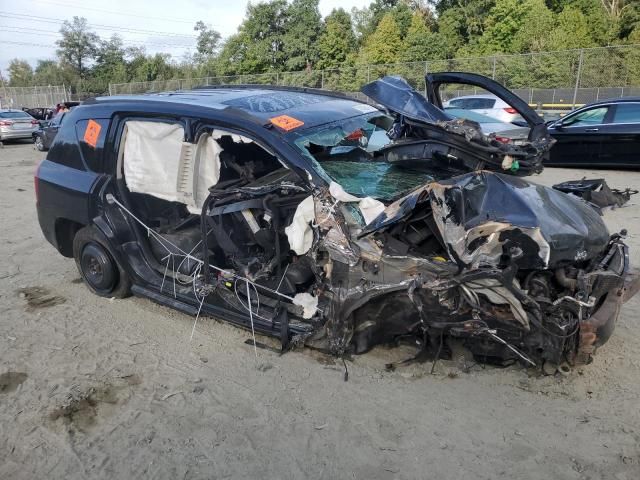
[0,69,7,108]
[424,61,428,97]
[572,49,584,109]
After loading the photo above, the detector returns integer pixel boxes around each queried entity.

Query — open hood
[360,74,554,177]
[360,75,451,124]
[425,72,545,128]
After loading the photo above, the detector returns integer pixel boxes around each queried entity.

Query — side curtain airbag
[123,121,185,203]
[192,134,222,213]
[123,121,223,213]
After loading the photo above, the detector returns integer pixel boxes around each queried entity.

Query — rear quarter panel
[35,107,107,252]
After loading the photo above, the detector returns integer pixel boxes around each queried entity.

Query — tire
[73,225,131,298]
[33,135,46,151]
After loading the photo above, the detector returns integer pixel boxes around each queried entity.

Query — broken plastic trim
[553,178,638,209]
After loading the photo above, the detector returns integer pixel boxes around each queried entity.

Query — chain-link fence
[109,45,640,109]
[0,85,71,109]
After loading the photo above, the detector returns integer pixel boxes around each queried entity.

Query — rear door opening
[115,117,319,329]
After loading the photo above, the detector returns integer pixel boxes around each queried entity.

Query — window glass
[47,115,84,170]
[75,118,109,171]
[50,112,65,126]
[291,112,444,202]
[612,103,640,124]
[444,108,504,124]
[0,111,31,119]
[448,98,495,109]
[470,98,496,109]
[565,107,608,127]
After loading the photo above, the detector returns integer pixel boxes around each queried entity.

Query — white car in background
[443,94,521,123]
[444,107,529,140]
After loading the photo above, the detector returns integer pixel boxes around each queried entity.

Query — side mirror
[550,118,569,130]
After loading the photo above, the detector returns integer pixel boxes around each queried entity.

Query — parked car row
[0,102,80,147]
[442,93,640,168]
[5,92,640,170]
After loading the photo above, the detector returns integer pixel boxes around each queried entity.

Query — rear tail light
[0,120,12,126]
[494,135,512,144]
[31,119,39,125]
[503,107,517,114]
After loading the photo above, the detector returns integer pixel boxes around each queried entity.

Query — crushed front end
[302,171,637,369]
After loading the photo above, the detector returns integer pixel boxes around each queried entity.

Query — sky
[0,0,371,75]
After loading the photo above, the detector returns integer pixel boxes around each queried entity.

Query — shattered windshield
[322,161,435,202]
[292,113,435,202]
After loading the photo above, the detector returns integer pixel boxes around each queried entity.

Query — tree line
[4,0,640,94]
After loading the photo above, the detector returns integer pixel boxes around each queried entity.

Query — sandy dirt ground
[1,140,639,479]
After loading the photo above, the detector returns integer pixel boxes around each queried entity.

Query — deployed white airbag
[123,121,223,213]
[328,181,385,225]
[285,195,315,255]
[191,134,222,212]
[292,292,318,319]
[358,196,386,225]
[123,121,185,203]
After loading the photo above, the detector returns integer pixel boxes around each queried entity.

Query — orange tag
[83,119,101,148]
[270,115,304,131]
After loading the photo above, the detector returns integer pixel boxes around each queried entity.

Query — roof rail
[188,83,363,103]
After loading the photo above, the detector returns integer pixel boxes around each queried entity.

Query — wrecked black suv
[35,73,637,372]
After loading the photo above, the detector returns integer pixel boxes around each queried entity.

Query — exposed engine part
[555,267,577,291]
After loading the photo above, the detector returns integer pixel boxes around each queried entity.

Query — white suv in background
[443,94,521,123]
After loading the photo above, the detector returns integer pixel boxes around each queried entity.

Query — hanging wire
[190,294,206,342]
[246,279,258,359]
[160,253,172,293]
[483,329,536,367]
[106,194,321,312]
[275,263,290,293]
[234,278,260,316]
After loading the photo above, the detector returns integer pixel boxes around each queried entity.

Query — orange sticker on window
[270,115,304,131]
[83,119,101,148]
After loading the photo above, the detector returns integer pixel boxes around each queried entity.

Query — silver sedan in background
[0,109,39,142]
